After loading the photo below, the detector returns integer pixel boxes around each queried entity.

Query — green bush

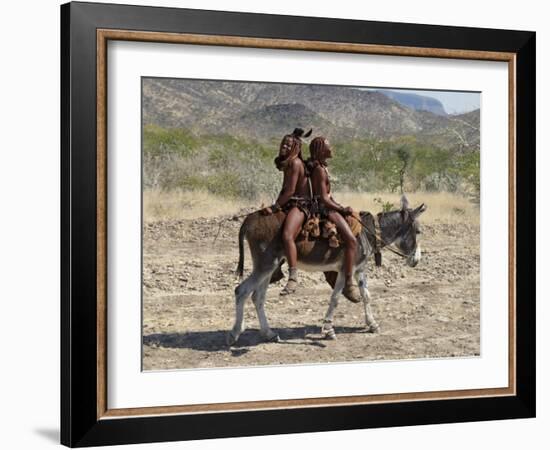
[142,126,480,200]
[143,124,199,157]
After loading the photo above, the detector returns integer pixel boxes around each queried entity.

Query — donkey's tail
[235,219,247,278]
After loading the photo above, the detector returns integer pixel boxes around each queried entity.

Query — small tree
[395,145,415,193]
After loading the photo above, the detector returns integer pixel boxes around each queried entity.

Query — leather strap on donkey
[360,212,383,267]
[358,212,414,262]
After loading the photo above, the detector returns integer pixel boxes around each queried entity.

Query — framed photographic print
[61,1,535,447]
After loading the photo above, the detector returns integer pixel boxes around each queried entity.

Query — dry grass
[337,191,479,225]
[143,189,269,221]
[143,189,479,224]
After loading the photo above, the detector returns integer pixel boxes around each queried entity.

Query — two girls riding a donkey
[230,127,426,344]
[261,128,362,303]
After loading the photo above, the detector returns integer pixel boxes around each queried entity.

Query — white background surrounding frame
[107,40,509,409]
[2,0,547,449]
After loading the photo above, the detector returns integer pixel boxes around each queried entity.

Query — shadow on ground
[34,428,59,443]
[143,325,369,354]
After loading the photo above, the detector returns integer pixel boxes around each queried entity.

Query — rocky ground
[142,214,480,370]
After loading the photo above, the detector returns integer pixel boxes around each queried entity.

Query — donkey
[228,195,427,345]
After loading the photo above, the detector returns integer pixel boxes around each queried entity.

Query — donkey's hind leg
[252,277,279,342]
[321,271,346,340]
[357,271,379,333]
[227,272,260,345]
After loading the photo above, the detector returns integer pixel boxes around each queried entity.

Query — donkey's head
[378,195,427,267]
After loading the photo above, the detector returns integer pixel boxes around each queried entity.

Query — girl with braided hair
[261,128,312,295]
[307,136,362,303]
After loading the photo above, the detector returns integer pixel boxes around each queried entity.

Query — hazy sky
[365,88,480,115]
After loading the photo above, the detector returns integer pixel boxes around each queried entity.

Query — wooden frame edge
[508,55,517,395]
[100,387,515,419]
[97,28,515,61]
[97,29,108,419]
[95,28,517,421]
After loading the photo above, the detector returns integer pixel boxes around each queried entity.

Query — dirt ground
[142,213,480,371]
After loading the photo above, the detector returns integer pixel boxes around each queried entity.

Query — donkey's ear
[400,195,410,210]
[413,203,427,217]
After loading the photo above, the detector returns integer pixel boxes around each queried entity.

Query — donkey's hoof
[262,330,280,343]
[226,331,239,346]
[322,328,337,340]
[366,323,380,334]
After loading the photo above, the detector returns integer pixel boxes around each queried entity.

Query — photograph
[141,77,481,370]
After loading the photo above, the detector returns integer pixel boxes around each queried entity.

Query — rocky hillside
[142,78,480,150]
[377,89,447,116]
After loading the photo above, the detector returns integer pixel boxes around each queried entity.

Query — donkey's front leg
[322,272,346,340]
[357,271,379,333]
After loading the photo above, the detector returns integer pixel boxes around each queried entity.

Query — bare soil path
[142,217,479,370]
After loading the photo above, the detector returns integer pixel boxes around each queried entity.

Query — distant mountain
[230,103,352,141]
[377,90,447,116]
[142,78,479,150]
[415,108,480,150]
